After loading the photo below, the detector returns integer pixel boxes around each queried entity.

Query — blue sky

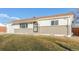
[0,8,77,24]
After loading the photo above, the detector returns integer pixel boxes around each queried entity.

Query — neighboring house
[7,13,74,37]
[0,23,6,33]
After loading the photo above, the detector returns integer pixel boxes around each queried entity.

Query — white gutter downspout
[67,18,72,37]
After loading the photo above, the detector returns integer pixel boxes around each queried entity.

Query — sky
[0,8,77,24]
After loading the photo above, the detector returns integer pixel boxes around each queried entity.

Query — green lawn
[0,34,79,51]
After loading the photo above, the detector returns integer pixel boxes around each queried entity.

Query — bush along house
[7,13,74,37]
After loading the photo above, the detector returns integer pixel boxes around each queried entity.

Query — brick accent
[0,26,6,32]
[14,25,68,36]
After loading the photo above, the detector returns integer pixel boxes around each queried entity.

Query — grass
[0,34,79,51]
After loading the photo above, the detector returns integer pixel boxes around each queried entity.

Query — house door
[33,22,38,32]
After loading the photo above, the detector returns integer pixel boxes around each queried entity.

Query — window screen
[20,23,28,28]
[51,20,58,25]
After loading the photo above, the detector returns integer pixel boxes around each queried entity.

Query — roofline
[12,13,74,24]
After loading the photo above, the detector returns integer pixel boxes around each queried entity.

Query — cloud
[0,13,20,19]
[0,14,9,18]
[0,13,20,24]
[10,17,20,20]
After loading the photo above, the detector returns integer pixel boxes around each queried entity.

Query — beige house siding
[14,28,33,34]
[11,13,74,37]
[14,25,69,36]
[38,26,67,35]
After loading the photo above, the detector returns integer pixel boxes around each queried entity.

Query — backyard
[0,34,79,51]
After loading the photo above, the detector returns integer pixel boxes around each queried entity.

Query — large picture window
[33,22,38,32]
[51,20,58,25]
[20,23,28,28]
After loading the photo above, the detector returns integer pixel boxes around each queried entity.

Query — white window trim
[51,20,59,25]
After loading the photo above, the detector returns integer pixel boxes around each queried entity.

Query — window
[20,23,28,28]
[51,20,58,25]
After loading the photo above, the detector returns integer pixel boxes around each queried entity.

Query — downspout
[67,18,69,37]
[67,17,72,37]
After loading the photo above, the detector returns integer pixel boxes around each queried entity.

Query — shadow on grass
[55,42,73,51]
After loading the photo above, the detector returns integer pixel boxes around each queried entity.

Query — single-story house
[7,13,74,37]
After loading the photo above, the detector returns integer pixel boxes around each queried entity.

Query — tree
[72,8,79,24]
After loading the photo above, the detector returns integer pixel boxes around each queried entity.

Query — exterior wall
[38,20,51,26]
[59,18,67,25]
[14,25,68,36]
[68,16,74,37]
[13,24,20,29]
[38,16,72,26]
[11,15,74,37]
[38,26,67,36]
[13,23,33,29]
[28,23,33,28]
[14,28,33,34]
[6,23,14,33]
